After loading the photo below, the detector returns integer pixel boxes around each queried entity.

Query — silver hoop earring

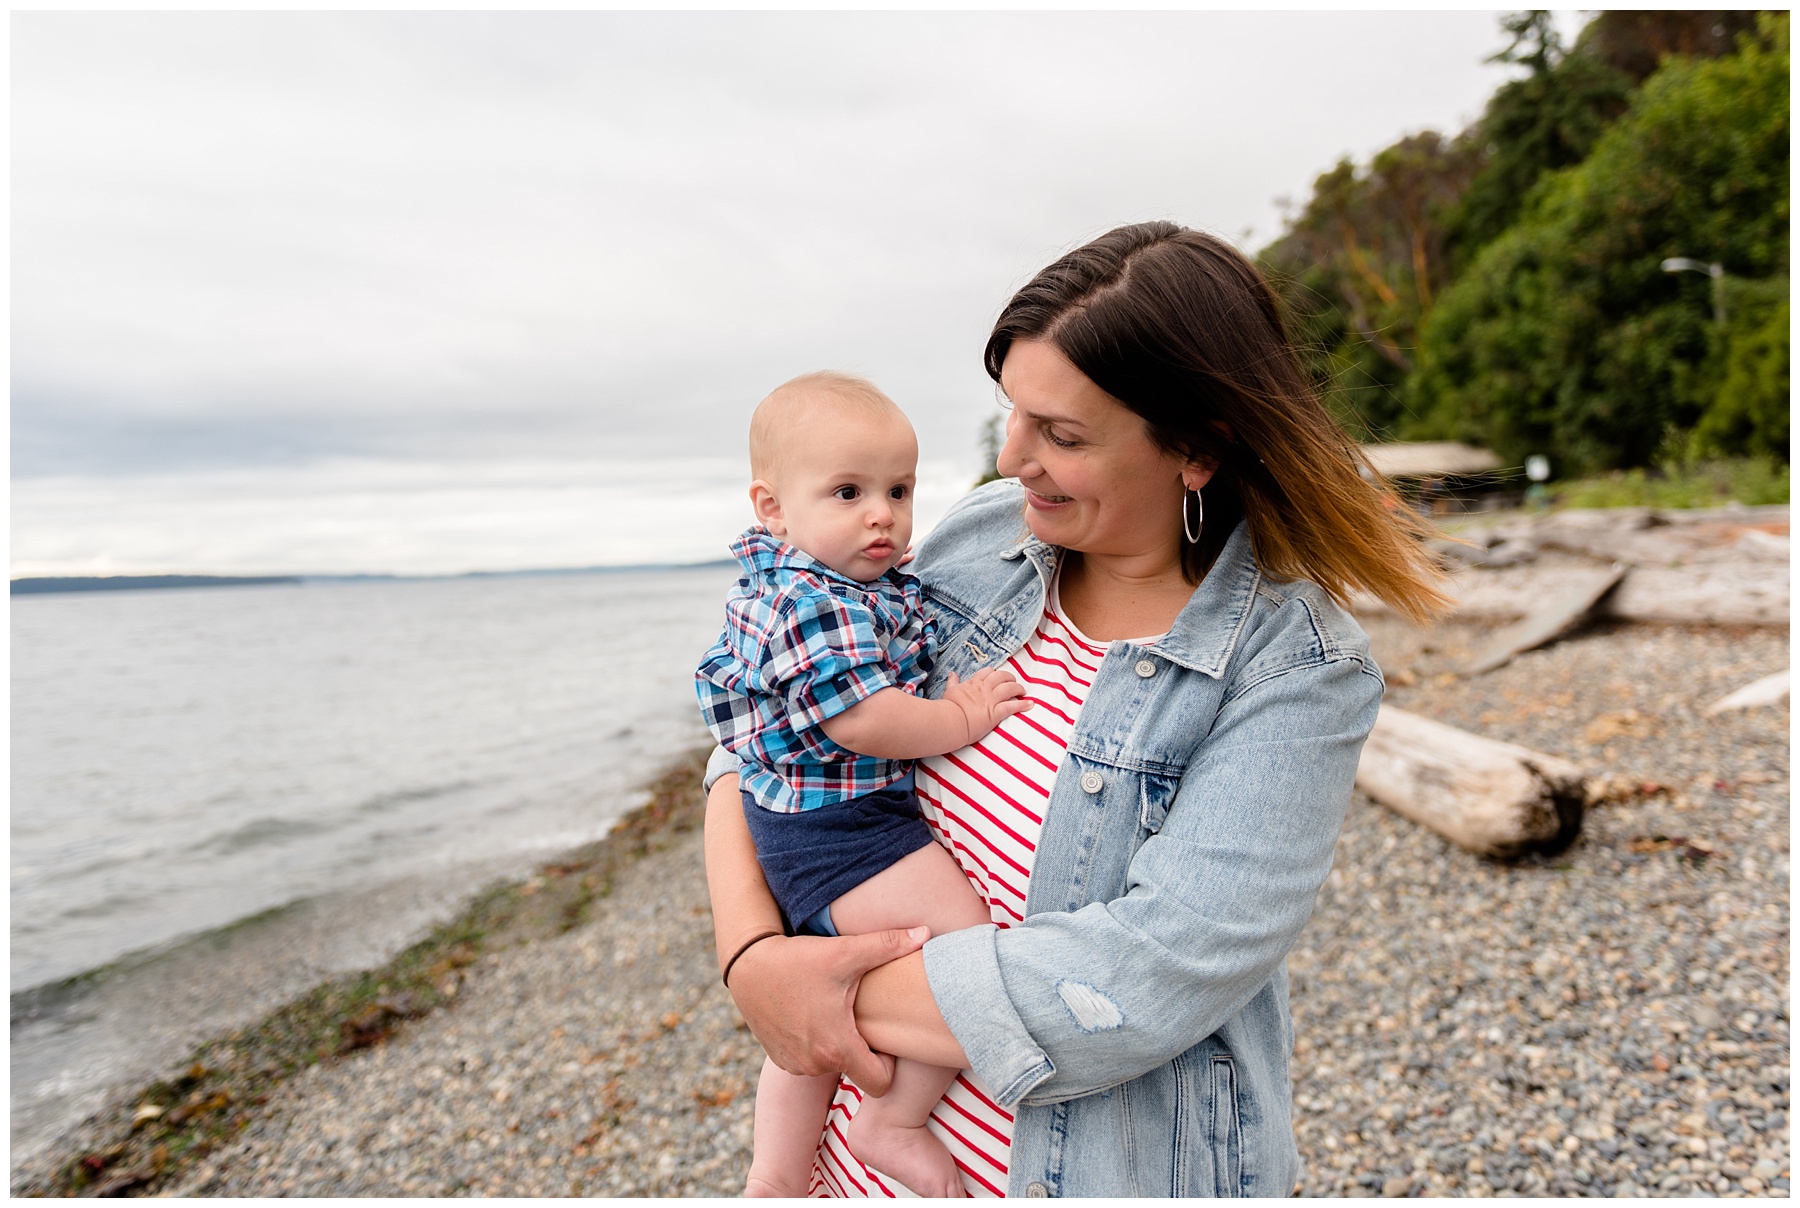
[1182,488,1203,545]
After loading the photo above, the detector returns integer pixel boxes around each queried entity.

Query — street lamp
[1661,257,1725,327]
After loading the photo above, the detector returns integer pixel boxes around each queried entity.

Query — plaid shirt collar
[730,527,906,595]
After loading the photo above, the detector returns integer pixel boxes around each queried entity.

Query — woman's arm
[702,767,937,1094]
[854,952,969,1069]
[703,768,786,971]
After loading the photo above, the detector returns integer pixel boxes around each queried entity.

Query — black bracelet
[721,929,784,989]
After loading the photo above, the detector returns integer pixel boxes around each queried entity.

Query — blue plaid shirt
[695,528,935,814]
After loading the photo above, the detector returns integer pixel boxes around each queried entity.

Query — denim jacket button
[1026,1182,1049,1198]
[1079,770,1104,794]
[1134,658,1156,678]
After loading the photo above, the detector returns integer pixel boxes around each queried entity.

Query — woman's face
[995,339,1210,565]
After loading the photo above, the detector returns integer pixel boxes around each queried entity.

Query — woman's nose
[995,412,1030,479]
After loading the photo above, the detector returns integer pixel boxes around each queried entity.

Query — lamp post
[1661,257,1725,327]
[1524,454,1550,509]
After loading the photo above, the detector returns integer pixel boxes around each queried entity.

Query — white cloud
[10,455,981,577]
[13,10,1523,574]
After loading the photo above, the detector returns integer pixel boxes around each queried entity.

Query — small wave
[11,899,309,1021]
[58,890,154,921]
[352,780,482,815]
[366,819,444,844]
[61,848,160,881]
[199,815,331,856]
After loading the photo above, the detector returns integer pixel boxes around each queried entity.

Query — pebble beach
[14,613,1788,1198]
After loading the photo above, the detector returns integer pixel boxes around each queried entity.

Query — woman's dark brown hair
[985,221,1451,624]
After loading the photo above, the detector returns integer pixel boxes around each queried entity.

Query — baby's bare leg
[745,1058,839,1197]
[829,842,992,1198]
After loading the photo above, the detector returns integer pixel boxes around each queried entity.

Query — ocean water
[10,567,736,1161]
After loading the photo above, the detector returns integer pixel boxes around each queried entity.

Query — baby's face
[761,409,918,582]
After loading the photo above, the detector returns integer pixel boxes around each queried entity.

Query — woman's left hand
[727,927,929,1095]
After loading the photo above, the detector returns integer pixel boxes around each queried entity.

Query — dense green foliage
[1442,12,1632,265]
[1579,10,1764,83]
[1262,134,1479,439]
[1697,276,1791,460]
[1259,11,1788,481]
[1408,15,1788,473]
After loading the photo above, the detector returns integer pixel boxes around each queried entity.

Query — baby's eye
[834,485,860,501]
[888,485,908,501]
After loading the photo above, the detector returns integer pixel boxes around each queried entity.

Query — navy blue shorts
[742,772,934,932]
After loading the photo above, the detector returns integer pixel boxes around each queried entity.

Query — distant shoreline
[10,561,737,595]
[10,574,302,594]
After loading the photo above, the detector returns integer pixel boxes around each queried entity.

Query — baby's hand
[942,668,1032,745]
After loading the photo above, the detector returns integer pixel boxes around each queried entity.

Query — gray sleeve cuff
[702,744,741,792]
[923,923,1054,1108]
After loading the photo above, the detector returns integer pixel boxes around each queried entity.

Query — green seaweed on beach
[22,748,711,1198]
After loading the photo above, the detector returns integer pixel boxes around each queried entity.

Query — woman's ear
[749,480,786,535]
[1182,461,1218,494]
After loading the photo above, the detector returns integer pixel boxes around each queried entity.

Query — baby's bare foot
[846,1114,967,1198]
[744,1173,808,1198]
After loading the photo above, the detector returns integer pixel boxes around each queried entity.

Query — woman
[705,222,1449,1197]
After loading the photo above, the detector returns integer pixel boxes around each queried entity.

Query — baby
[695,371,1029,1198]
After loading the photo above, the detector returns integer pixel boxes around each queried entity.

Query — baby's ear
[748,480,786,535]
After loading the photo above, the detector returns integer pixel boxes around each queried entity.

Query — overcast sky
[14,10,1544,577]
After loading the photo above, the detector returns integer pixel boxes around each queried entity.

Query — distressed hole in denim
[1055,979,1123,1032]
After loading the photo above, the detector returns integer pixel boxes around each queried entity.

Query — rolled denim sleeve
[924,651,1382,1107]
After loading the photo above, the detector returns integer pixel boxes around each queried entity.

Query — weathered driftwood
[1448,506,1789,568]
[1603,564,1789,627]
[1355,705,1587,859]
[1732,528,1791,560]
[1464,565,1626,675]
[1536,525,1790,567]
[1703,669,1790,716]
[1355,561,1788,628]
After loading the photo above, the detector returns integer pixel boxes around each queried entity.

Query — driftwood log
[1355,561,1788,628]
[1704,669,1790,716]
[1355,705,1587,859]
[1464,565,1626,675]
[1603,564,1789,627]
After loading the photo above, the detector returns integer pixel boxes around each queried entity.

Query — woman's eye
[834,485,859,501]
[1044,427,1079,449]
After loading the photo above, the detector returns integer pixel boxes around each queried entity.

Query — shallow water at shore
[10,567,734,1159]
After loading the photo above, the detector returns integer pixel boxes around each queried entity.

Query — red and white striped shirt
[809,587,1147,1197]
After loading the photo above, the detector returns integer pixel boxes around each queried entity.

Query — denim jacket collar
[998,518,1262,680]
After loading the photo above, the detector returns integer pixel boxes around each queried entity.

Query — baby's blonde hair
[749,372,906,483]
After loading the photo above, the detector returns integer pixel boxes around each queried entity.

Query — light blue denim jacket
[711,480,1382,1197]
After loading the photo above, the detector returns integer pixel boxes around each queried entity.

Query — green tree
[1408,14,1789,473]
[1579,10,1764,83]
[1261,131,1480,439]
[973,413,1005,487]
[1442,13,1633,267]
[1695,276,1791,459]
